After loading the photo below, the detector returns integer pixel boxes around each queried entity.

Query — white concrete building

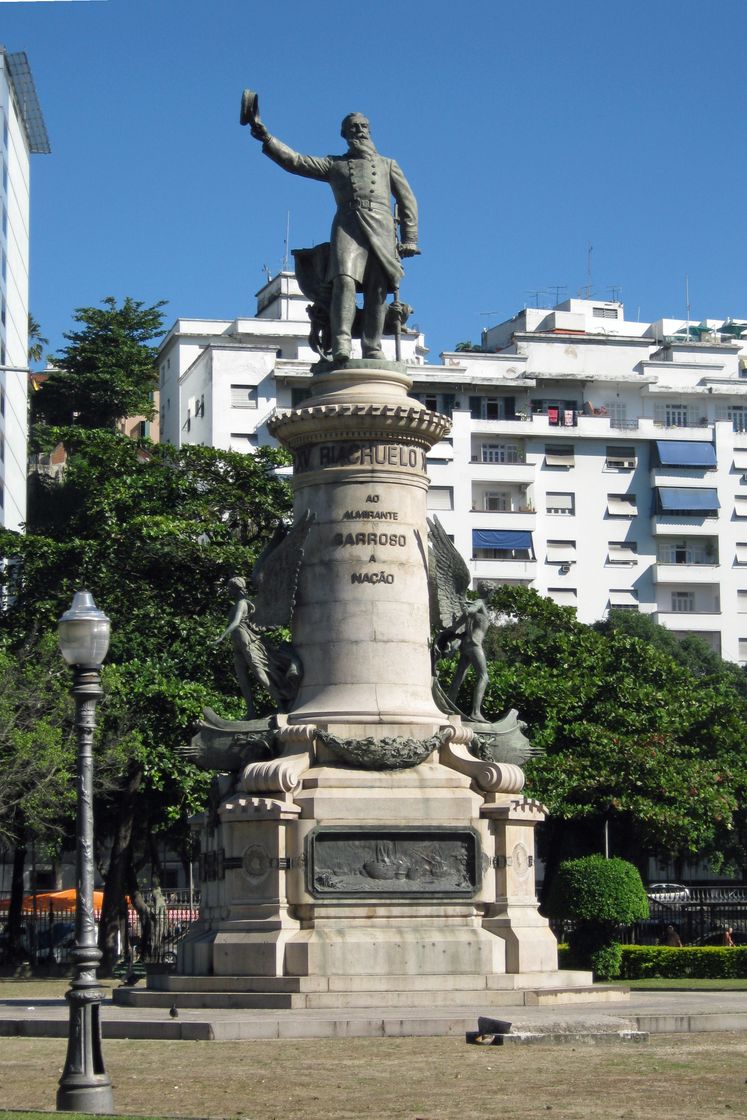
[0,48,49,531]
[158,272,428,453]
[159,280,747,663]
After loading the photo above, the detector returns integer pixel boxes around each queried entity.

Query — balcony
[655,610,722,631]
[469,508,536,530]
[653,563,719,584]
[470,557,537,582]
[469,460,536,484]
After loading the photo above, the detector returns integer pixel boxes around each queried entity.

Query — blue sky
[3,0,746,363]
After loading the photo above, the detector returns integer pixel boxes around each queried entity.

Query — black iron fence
[0,898,200,969]
[549,901,747,947]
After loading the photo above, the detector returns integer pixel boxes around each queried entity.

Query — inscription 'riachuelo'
[294,442,428,474]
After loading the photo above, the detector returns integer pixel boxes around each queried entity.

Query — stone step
[141,969,593,995]
[114,983,624,1012]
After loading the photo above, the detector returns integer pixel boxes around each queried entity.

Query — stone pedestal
[178,758,558,991]
[270,359,448,737]
[173,360,564,1001]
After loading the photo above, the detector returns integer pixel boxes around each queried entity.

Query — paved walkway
[2,989,747,1041]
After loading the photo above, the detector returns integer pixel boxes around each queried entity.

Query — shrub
[545,856,649,978]
[590,941,623,982]
[544,855,649,925]
[619,946,747,980]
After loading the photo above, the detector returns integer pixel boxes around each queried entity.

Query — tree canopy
[1,417,293,969]
[31,297,165,429]
[441,586,747,881]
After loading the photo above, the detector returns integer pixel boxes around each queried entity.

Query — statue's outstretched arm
[262,136,332,182]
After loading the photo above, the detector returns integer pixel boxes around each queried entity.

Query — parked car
[646,882,691,905]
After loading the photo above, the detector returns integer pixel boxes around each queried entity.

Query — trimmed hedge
[544,856,649,925]
[559,943,747,979]
[619,945,747,980]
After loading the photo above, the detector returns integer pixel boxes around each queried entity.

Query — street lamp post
[56,590,113,1114]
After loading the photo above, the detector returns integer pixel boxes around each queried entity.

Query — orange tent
[0,889,105,912]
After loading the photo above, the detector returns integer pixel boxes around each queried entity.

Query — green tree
[0,636,75,959]
[31,297,165,429]
[1,425,293,970]
[444,587,747,886]
[27,314,48,366]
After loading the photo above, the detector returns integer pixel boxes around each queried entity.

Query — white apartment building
[159,278,747,663]
[0,48,49,531]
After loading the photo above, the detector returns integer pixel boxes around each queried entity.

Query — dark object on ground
[169,1003,178,1018]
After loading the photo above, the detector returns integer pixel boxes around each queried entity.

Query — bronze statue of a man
[248,108,419,362]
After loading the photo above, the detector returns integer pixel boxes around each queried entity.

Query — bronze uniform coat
[262,136,418,293]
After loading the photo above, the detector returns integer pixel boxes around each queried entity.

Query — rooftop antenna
[607,285,622,303]
[282,211,290,272]
[548,284,567,307]
[685,274,692,337]
[524,289,548,308]
[261,264,273,283]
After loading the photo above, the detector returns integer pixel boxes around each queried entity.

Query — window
[736,543,747,566]
[671,591,695,613]
[593,306,619,319]
[231,384,258,409]
[608,541,638,565]
[480,442,523,464]
[427,487,453,511]
[469,395,515,421]
[230,433,258,451]
[718,405,747,433]
[546,492,575,515]
[609,589,638,609]
[738,592,747,615]
[607,493,637,517]
[605,445,636,470]
[545,444,575,468]
[483,490,510,511]
[736,497,747,518]
[548,587,577,606]
[0,387,5,416]
[657,539,715,565]
[472,529,534,560]
[655,402,690,428]
[605,401,629,428]
[546,540,576,563]
[656,487,719,516]
[533,398,578,425]
[739,638,747,661]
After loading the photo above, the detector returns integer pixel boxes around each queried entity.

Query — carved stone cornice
[268,402,451,450]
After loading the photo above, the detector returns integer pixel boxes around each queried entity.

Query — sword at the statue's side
[393,202,421,363]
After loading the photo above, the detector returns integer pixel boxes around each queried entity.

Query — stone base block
[282,924,505,978]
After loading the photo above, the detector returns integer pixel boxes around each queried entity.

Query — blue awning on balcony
[657,487,720,512]
[655,441,717,468]
[473,529,533,551]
